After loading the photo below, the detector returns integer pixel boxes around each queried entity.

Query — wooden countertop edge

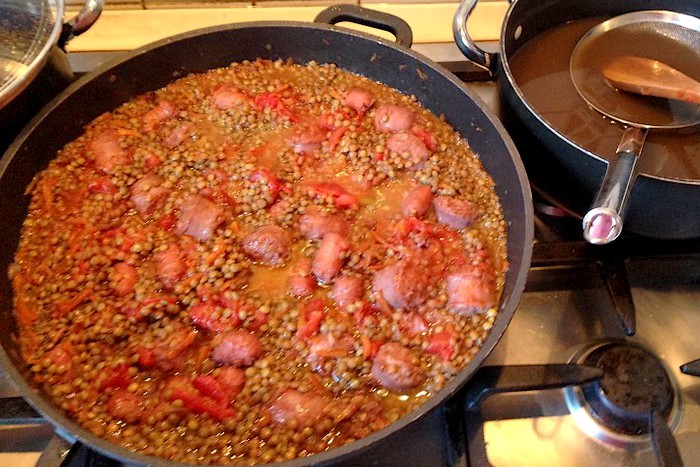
[65,2,507,53]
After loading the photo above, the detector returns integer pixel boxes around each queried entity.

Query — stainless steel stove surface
[1,43,699,467]
[481,240,700,466]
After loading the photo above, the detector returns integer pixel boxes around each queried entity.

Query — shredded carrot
[296,304,307,328]
[329,89,343,101]
[360,334,372,360]
[307,374,327,394]
[374,292,393,315]
[55,288,94,317]
[67,226,84,257]
[16,298,38,327]
[328,126,347,151]
[371,229,391,247]
[11,272,26,293]
[139,296,178,307]
[19,332,41,365]
[166,331,197,360]
[59,187,88,215]
[315,349,351,359]
[40,177,57,210]
[195,345,210,367]
[205,238,226,266]
[273,83,292,94]
[249,144,270,158]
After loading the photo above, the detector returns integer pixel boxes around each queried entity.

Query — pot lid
[1,0,64,107]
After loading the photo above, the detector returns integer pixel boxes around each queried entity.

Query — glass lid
[1,0,63,105]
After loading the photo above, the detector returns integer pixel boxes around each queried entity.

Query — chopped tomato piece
[47,342,73,367]
[188,302,237,333]
[100,364,134,391]
[426,330,457,361]
[411,125,438,152]
[192,375,228,403]
[254,92,282,110]
[296,299,325,340]
[393,217,432,242]
[352,301,375,326]
[170,388,236,421]
[145,154,163,169]
[253,92,298,121]
[15,298,38,328]
[328,126,347,151]
[137,347,156,368]
[250,168,292,201]
[247,308,269,331]
[88,177,117,194]
[308,182,358,209]
[157,213,177,231]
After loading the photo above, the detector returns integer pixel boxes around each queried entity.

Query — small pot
[0,0,104,153]
[454,0,700,240]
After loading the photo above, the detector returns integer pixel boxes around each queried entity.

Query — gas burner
[565,340,681,449]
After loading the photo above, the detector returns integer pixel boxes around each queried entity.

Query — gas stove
[1,42,699,467]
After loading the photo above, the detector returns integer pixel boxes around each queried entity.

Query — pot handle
[453,0,496,75]
[59,0,105,47]
[314,5,413,48]
[582,126,647,245]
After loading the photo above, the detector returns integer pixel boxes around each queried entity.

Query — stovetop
[1,42,699,467]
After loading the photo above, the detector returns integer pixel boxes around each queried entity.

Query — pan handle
[59,0,105,48]
[314,5,413,48]
[582,126,646,245]
[453,0,495,76]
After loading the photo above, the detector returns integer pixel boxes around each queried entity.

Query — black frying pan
[0,6,533,465]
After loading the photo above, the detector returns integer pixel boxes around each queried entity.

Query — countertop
[65,1,507,53]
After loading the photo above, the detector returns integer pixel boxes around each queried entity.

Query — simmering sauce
[509,17,700,181]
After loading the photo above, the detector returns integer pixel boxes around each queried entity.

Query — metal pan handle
[314,4,413,48]
[582,126,646,245]
[453,0,496,75]
[59,0,105,47]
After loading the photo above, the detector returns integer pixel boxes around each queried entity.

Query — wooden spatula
[601,55,700,104]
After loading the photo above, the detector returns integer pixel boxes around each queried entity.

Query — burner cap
[580,342,674,435]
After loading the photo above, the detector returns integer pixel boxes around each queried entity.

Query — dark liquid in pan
[509,18,700,181]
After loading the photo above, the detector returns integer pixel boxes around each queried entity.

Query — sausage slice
[433,196,478,230]
[268,389,328,426]
[242,225,293,266]
[371,343,425,391]
[446,267,496,316]
[401,185,433,218]
[211,331,263,366]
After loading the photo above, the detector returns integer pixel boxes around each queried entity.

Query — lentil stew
[9,58,509,464]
